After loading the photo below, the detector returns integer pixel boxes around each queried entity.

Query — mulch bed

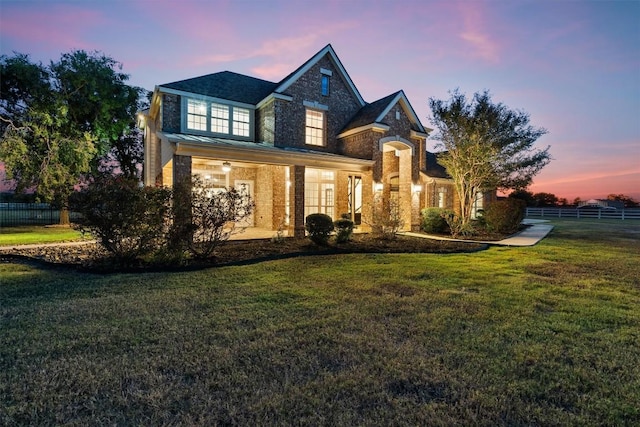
[0,234,487,274]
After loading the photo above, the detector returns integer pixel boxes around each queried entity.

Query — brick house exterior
[142,44,465,238]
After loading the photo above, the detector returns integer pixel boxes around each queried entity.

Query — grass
[1,219,639,425]
[0,225,86,246]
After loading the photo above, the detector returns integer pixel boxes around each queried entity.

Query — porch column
[398,150,413,231]
[172,154,193,246]
[290,165,306,238]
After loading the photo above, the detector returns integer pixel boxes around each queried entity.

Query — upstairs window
[233,107,250,137]
[184,98,253,139]
[321,75,330,96]
[305,109,324,146]
[187,99,207,131]
[211,103,229,134]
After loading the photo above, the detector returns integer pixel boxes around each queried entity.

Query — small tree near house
[429,89,550,229]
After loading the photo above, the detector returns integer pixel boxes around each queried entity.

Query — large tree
[429,90,550,225]
[0,51,143,223]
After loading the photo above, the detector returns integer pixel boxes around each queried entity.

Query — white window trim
[181,96,254,140]
[305,108,325,147]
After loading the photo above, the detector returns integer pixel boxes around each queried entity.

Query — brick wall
[274,55,362,153]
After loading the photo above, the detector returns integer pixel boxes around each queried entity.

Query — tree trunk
[59,206,70,225]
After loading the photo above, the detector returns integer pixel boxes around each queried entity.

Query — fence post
[622,210,625,220]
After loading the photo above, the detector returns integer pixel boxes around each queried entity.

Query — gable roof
[425,151,450,178]
[159,71,278,105]
[340,90,427,135]
[274,44,366,106]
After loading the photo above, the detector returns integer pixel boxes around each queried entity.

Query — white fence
[526,208,640,220]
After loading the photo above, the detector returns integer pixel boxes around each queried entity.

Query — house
[141,44,463,238]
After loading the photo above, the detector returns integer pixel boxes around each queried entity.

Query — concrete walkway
[399,219,554,247]
[0,220,554,251]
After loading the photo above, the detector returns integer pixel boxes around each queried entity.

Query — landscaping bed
[0,234,486,272]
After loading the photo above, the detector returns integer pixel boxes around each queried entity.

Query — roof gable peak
[274,44,365,106]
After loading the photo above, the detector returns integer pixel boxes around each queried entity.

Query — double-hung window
[185,98,252,138]
[210,103,229,134]
[232,108,250,137]
[305,109,324,146]
[187,99,207,131]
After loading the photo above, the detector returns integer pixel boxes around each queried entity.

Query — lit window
[305,109,324,146]
[187,99,207,131]
[232,107,250,137]
[321,75,330,96]
[304,168,335,218]
[211,103,229,134]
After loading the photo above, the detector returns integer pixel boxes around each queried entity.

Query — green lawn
[1,219,639,425]
[0,225,86,246]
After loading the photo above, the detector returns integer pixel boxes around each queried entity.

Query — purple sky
[1,0,639,201]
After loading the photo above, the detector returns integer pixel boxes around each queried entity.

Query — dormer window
[211,103,229,133]
[187,99,207,131]
[184,97,253,139]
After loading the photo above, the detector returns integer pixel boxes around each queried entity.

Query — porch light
[412,183,422,193]
[222,161,231,172]
[374,182,383,192]
[204,174,211,180]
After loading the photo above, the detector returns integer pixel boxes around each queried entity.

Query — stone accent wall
[274,55,362,153]
[290,165,306,238]
[173,155,192,184]
[256,100,276,144]
[162,93,181,133]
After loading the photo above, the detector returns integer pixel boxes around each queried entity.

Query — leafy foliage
[334,215,354,243]
[420,208,451,234]
[367,198,404,239]
[607,193,638,208]
[188,178,254,259]
[70,175,172,261]
[305,213,334,245]
[0,51,144,217]
[483,198,526,234]
[429,89,550,226]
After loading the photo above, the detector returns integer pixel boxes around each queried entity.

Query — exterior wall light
[222,161,231,172]
[412,183,422,193]
[374,182,383,192]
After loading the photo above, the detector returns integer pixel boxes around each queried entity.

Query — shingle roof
[159,71,278,105]
[425,151,450,178]
[340,91,401,133]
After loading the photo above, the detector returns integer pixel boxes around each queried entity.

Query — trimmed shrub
[334,216,354,243]
[484,198,526,234]
[420,208,450,234]
[305,213,334,245]
[70,175,172,261]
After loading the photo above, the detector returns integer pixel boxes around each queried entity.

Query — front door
[234,180,254,227]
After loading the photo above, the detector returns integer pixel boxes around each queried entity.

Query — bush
[484,198,526,234]
[420,208,450,234]
[70,175,172,261]
[334,216,354,243]
[305,213,334,245]
[188,178,254,259]
[367,199,404,239]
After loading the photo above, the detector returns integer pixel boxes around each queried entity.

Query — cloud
[456,2,502,63]
[0,4,106,52]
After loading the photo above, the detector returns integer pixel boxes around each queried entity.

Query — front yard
[1,219,639,425]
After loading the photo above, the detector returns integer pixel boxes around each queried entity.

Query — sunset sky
[1,0,638,201]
